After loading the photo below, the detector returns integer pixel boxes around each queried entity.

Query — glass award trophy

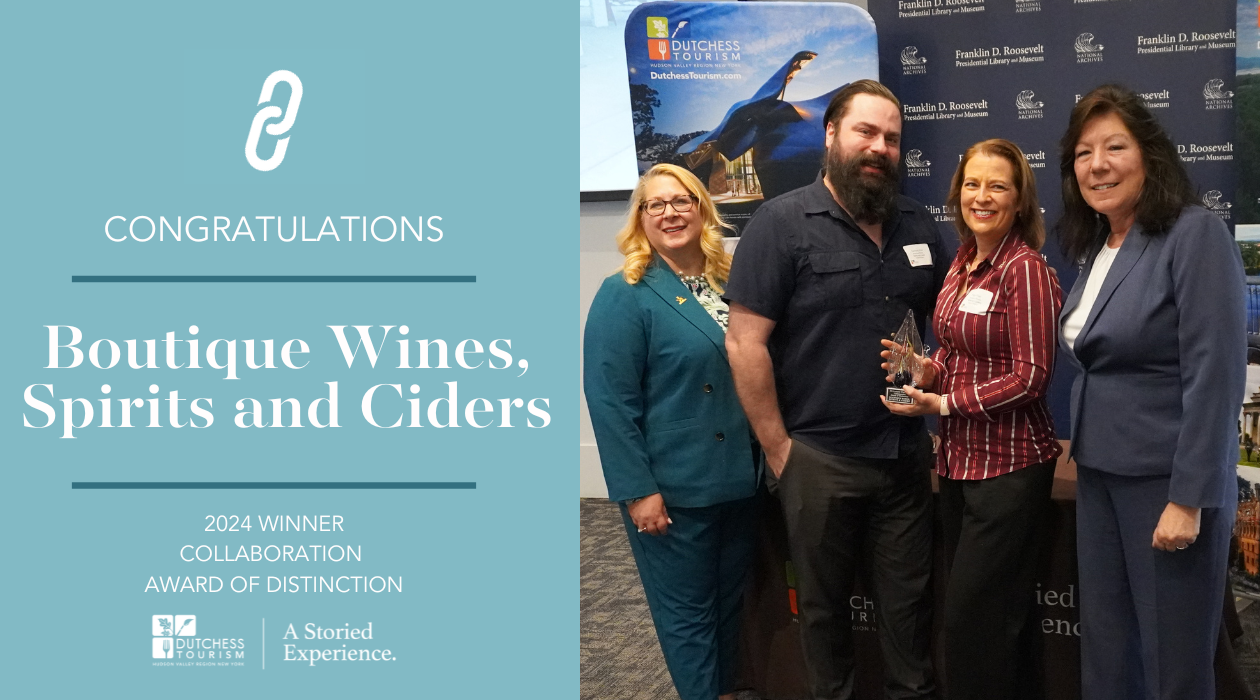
[885,310,924,406]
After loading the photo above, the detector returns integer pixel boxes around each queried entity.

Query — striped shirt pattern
[929,232,1063,480]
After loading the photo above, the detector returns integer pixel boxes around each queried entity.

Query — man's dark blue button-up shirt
[723,172,949,459]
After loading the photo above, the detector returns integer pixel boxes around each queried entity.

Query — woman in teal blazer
[584,164,759,700]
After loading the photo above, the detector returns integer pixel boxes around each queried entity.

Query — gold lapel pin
[676,296,687,305]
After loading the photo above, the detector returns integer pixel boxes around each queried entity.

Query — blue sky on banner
[626,3,877,137]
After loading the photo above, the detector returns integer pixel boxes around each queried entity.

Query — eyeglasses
[642,195,697,216]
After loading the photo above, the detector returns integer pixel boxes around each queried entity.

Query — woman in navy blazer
[584,164,758,700]
[1058,85,1246,699]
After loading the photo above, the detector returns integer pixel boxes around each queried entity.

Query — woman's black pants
[939,460,1056,700]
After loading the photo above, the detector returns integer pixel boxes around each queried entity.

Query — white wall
[580,201,627,498]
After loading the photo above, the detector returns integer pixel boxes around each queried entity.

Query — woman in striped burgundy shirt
[881,138,1062,700]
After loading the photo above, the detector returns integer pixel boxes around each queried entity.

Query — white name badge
[958,288,994,315]
[903,243,932,267]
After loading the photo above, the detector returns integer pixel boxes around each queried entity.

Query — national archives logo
[1015,0,1041,12]
[1203,190,1232,220]
[901,46,927,75]
[152,615,197,658]
[1016,90,1044,120]
[905,149,931,177]
[1074,33,1104,63]
[245,70,303,172]
[1204,79,1234,110]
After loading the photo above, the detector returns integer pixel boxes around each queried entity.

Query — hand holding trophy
[883,310,925,406]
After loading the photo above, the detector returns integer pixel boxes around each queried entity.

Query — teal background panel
[0,1,575,697]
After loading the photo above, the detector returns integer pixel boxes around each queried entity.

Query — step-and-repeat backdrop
[871,0,1238,429]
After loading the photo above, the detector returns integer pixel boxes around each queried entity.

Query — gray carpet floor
[581,499,759,700]
[580,498,1260,700]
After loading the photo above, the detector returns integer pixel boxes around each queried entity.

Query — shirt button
[885,296,890,301]
[715,432,725,441]
[703,384,713,393]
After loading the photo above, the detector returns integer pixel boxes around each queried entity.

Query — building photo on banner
[582,0,1260,699]
[1235,0,1260,600]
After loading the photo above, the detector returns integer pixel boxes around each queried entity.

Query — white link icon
[245,70,303,171]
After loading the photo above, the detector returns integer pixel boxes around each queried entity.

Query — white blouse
[1062,243,1120,350]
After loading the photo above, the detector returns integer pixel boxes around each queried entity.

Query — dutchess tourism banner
[624,1,879,233]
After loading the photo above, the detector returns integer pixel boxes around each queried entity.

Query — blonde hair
[946,138,1045,251]
[616,164,734,291]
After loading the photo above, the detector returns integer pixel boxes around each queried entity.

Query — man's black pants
[773,435,936,700]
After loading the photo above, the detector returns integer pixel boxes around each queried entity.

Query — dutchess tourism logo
[1204,79,1234,110]
[901,46,927,75]
[644,15,739,64]
[1075,33,1104,63]
[905,149,931,177]
[647,17,671,61]
[152,614,246,666]
[1016,90,1044,120]
[153,615,197,658]
[1203,190,1232,220]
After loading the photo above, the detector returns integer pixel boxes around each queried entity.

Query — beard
[825,146,900,225]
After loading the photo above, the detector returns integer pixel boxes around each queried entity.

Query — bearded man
[723,80,947,700]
